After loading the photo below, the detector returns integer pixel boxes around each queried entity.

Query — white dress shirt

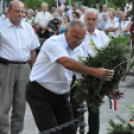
[0,18,40,62]
[81,29,109,57]
[30,34,83,95]
[120,20,131,34]
[105,17,120,38]
[34,11,52,27]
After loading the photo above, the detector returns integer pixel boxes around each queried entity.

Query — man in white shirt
[70,8,123,134]
[33,2,52,38]
[58,6,65,21]
[25,19,115,134]
[0,1,40,134]
[67,3,78,20]
[99,4,109,21]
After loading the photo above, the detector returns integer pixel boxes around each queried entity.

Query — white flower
[127,121,134,128]
[105,38,113,47]
[113,120,122,126]
[88,45,98,57]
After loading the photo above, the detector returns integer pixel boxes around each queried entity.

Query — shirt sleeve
[43,38,69,64]
[31,28,40,50]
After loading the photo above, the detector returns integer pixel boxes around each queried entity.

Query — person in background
[34,8,39,16]
[70,8,124,134]
[33,2,51,38]
[115,7,121,20]
[77,9,82,19]
[47,12,62,36]
[25,9,35,25]
[72,11,80,19]
[100,12,108,30]
[105,8,120,38]
[99,4,109,21]
[51,7,57,19]
[67,3,78,20]
[58,7,64,21]
[0,1,40,134]
[120,12,132,45]
[80,6,87,21]
[58,14,70,34]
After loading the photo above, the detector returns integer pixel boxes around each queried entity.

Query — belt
[0,57,28,65]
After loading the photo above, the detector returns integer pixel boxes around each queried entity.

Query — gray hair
[84,8,99,18]
[66,19,87,32]
[27,9,33,14]
[41,2,48,7]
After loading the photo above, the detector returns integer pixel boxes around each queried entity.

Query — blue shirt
[100,20,107,30]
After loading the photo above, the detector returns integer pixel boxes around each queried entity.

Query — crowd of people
[0,0,130,134]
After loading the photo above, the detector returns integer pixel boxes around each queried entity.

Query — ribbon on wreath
[109,98,117,111]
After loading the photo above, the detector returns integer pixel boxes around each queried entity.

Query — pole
[57,0,59,11]
[0,0,3,14]
[77,0,82,9]
[132,0,134,23]
[69,0,71,7]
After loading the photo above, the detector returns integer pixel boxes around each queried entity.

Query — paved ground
[23,76,134,134]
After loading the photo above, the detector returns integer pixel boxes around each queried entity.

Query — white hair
[41,2,48,7]
[27,9,33,14]
[84,8,99,19]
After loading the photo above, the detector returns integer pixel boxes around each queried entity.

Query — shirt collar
[6,18,25,28]
[87,28,99,37]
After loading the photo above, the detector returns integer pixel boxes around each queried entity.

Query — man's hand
[94,68,114,81]
[107,89,124,99]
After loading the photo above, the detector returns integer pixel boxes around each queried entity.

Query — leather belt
[0,57,28,65]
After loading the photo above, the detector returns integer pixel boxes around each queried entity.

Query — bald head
[9,0,24,10]
[8,0,25,26]
[102,12,107,20]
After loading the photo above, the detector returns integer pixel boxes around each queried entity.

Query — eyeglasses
[68,30,85,42]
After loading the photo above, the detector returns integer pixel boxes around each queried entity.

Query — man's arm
[30,50,37,68]
[57,57,114,81]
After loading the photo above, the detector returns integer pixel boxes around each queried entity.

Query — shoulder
[42,34,65,50]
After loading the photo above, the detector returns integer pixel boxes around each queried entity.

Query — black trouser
[25,81,76,134]
[37,28,50,38]
[70,76,100,134]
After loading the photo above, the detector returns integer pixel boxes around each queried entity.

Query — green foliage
[72,37,131,112]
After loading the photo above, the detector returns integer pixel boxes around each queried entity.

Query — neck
[9,18,21,27]
[28,16,32,19]
[88,29,95,35]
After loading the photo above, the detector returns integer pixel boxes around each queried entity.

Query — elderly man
[0,0,40,134]
[33,2,51,38]
[25,19,114,134]
[67,3,78,20]
[70,8,123,134]
[58,6,64,21]
[100,12,108,30]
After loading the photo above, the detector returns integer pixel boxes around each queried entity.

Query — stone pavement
[23,76,134,134]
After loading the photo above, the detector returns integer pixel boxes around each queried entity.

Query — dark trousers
[70,76,100,134]
[37,28,50,38]
[25,81,76,134]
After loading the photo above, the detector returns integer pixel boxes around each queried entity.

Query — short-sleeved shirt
[30,34,83,95]
[0,18,40,62]
[105,17,120,38]
[34,11,52,27]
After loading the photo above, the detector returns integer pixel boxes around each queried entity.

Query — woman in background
[58,14,70,34]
